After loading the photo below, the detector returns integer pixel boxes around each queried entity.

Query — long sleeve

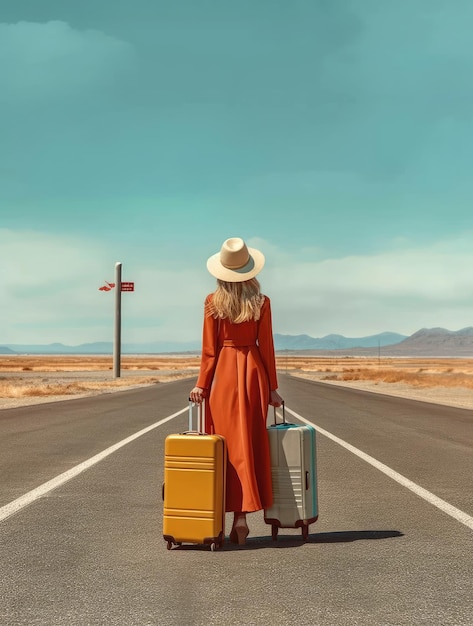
[257,297,278,391]
[196,295,219,389]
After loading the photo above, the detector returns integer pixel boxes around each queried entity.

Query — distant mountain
[273,332,406,351]
[384,327,473,356]
[297,327,473,357]
[2,328,472,356]
[0,346,16,354]
[3,341,201,355]
[3,333,405,355]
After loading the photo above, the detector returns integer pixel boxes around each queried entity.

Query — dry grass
[0,355,200,373]
[0,377,162,399]
[275,356,473,390]
[1,355,473,402]
[0,355,199,399]
[323,368,473,389]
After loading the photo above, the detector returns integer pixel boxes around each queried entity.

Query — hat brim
[206,247,265,282]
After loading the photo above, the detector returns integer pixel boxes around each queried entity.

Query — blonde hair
[207,278,264,323]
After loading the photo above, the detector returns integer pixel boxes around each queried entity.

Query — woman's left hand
[269,390,283,407]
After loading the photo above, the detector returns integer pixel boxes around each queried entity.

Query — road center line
[285,407,473,531]
[0,407,186,524]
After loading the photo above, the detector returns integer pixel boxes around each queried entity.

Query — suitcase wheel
[301,524,309,542]
[210,537,225,550]
[166,541,173,550]
[271,525,278,541]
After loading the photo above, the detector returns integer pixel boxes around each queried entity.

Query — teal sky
[1,1,472,345]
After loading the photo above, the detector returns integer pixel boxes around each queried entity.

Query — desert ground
[1,354,472,410]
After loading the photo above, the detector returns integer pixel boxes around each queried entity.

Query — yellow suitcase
[163,401,226,550]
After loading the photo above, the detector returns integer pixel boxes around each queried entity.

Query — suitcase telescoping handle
[272,401,286,425]
[187,398,206,434]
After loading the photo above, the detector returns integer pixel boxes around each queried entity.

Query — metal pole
[113,262,122,378]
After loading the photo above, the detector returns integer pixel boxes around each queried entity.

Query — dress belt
[221,340,256,347]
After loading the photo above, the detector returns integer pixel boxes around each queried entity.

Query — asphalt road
[1,375,472,626]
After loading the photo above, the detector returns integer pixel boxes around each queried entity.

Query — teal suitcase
[264,404,318,541]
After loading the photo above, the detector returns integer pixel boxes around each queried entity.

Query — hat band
[223,255,255,274]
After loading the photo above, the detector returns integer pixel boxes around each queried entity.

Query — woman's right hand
[189,386,205,404]
[269,390,283,407]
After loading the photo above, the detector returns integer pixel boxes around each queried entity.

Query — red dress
[196,294,278,513]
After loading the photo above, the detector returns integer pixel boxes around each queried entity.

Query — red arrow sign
[99,280,116,291]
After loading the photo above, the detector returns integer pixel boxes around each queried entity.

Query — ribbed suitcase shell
[264,413,318,541]
[163,403,226,550]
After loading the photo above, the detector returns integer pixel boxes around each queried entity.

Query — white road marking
[0,408,186,524]
[3,403,472,532]
[285,407,473,532]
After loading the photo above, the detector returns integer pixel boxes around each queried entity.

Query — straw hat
[206,237,265,282]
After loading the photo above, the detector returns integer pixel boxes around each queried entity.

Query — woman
[190,237,283,545]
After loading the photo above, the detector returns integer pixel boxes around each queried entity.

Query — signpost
[98,263,134,378]
[114,262,122,378]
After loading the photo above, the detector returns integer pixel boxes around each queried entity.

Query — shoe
[229,519,249,545]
